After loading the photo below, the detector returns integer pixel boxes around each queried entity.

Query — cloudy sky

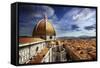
[19,4,96,37]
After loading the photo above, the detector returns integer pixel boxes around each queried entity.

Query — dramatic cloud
[52,7,96,37]
[19,5,96,37]
[84,24,96,30]
[19,5,54,18]
[71,25,79,30]
[19,5,54,36]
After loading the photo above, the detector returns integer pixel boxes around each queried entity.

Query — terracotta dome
[32,15,56,37]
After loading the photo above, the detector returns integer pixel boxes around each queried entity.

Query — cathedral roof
[19,37,44,45]
[32,15,56,37]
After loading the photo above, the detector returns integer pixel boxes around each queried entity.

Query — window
[36,47,39,52]
[50,36,52,39]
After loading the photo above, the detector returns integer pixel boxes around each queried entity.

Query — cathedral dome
[32,15,56,37]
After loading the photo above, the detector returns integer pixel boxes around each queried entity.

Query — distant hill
[19,36,33,38]
[57,36,96,40]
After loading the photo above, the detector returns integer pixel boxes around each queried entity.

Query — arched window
[50,36,52,39]
[36,47,39,52]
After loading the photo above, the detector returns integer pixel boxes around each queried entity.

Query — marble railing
[19,41,46,64]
